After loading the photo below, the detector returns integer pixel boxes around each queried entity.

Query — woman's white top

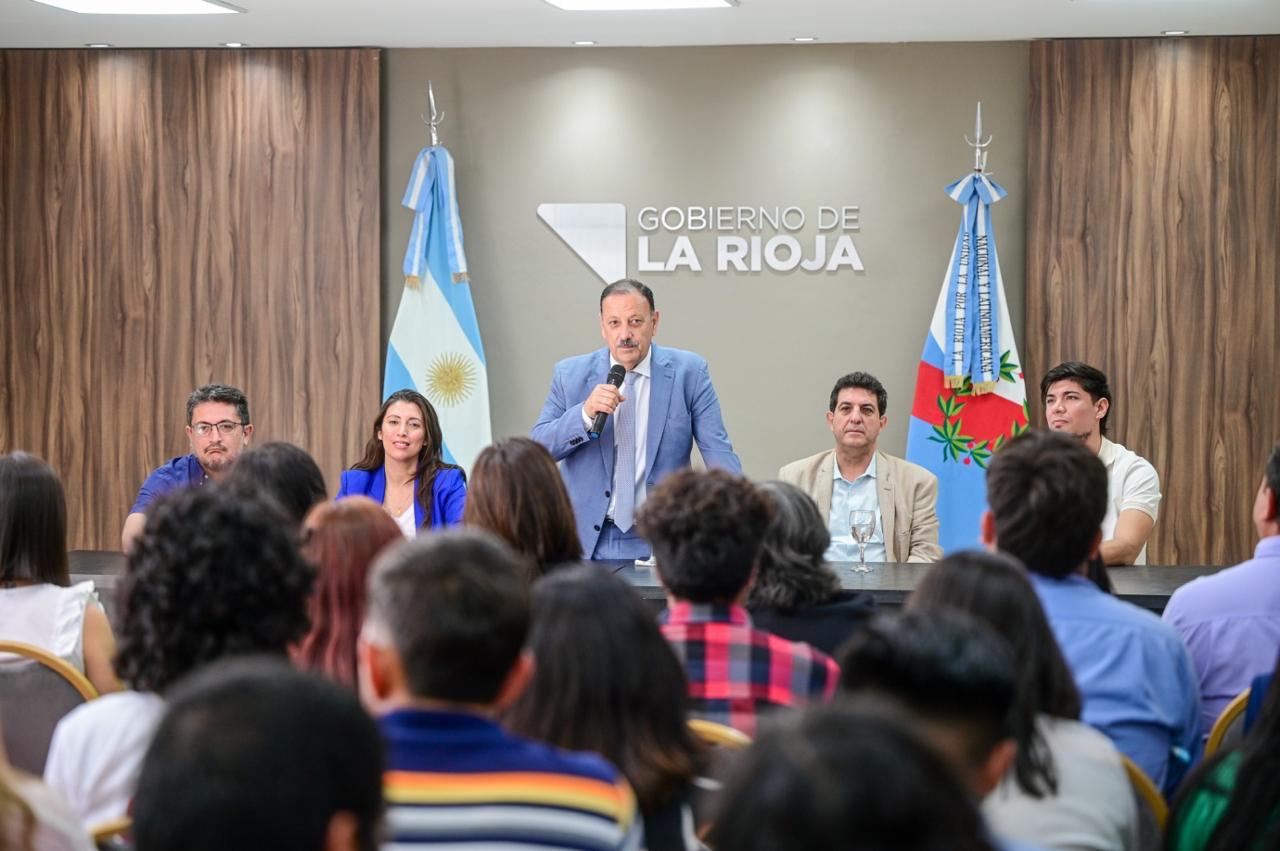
[0,581,97,673]
[394,505,417,539]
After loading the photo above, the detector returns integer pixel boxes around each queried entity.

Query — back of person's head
[909,549,1082,798]
[709,703,995,851]
[463,437,581,577]
[0,452,68,585]
[985,429,1108,578]
[747,480,839,612]
[116,486,313,693]
[1262,443,1280,526]
[637,469,775,604]
[222,441,327,528]
[363,529,529,705]
[1039,361,1111,436]
[837,610,1016,795]
[503,565,699,814]
[294,497,403,690]
[132,657,382,851]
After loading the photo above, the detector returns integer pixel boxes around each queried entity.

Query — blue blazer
[336,466,466,530]
[531,343,741,556]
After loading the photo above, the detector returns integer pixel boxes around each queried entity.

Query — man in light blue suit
[532,280,741,560]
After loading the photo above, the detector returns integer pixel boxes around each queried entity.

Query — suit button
[604,490,611,498]
[593,524,601,531]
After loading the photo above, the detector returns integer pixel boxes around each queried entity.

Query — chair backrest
[0,639,98,774]
[90,815,133,849]
[1205,687,1251,758]
[1120,753,1167,851]
[688,718,752,749]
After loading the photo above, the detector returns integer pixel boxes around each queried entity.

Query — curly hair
[637,469,774,604]
[116,485,314,694]
[747,480,839,611]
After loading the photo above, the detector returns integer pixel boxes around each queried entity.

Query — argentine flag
[386,146,491,472]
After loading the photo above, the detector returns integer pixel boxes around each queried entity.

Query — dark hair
[1266,443,1280,503]
[1168,654,1280,851]
[1040,361,1111,436]
[637,469,775,604]
[746,481,839,611]
[463,437,581,579]
[908,550,1082,798]
[985,429,1108,579]
[837,610,1017,771]
[351,389,462,528]
[708,703,996,851]
[829,371,888,416]
[116,486,313,693]
[222,441,327,528]
[365,529,529,704]
[503,566,700,814]
[0,452,68,586]
[133,657,382,851]
[185,383,250,426]
[600,278,655,312]
[293,497,403,690]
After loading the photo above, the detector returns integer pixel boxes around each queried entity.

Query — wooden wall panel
[0,49,381,550]
[1027,38,1280,565]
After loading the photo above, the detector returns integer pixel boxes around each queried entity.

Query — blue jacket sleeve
[531,364,596,462]
[433,468,467,528]
[690,360,742,473]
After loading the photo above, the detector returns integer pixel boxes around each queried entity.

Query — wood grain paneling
[0,49,380,550]
[1027,38,1280,565]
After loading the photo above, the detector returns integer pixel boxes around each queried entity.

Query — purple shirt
[129,454,207,514]
[1163,536,1280,735]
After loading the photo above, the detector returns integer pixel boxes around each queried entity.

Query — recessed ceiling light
[544,0,735,10]
[1162,30,1188,36]
[31,0,239,13]
[85,42,112,47]
[792,36,818,42]
[222,41,245,47]
[572,40,597,45]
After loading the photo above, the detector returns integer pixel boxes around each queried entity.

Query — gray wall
[382,43,1029,479]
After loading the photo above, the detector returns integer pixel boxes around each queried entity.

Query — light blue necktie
[613,372,637,532]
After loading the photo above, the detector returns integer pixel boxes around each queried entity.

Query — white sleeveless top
[0,581,97,674]
[393,506,418,539]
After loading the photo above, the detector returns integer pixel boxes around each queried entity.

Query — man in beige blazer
[779,372,942,563]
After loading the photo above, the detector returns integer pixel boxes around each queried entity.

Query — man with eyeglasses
[121,383,254,552]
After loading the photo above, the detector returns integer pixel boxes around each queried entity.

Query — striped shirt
[660,603,839,736]
[379,709,641,850]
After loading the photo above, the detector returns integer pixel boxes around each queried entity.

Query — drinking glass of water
[849,509,876,573]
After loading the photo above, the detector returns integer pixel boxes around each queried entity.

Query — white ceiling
[2,0,1278,49]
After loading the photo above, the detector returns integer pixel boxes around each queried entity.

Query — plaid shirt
[660,602,839,736]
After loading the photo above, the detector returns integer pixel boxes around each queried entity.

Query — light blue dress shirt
[824,454,886,563]
[1029,571,1201,796]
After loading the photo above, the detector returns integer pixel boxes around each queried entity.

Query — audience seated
[337,389,466,536]
[462,436,582,579]
[0,718,94,851]
[43,486,313,827]
[746,480,876,655]
[503,565,704,851]
[1167,653,1280,850]
[222,440,328,529]
[708,703,996,851]
[636,469,839,736]
[357,529,640,850]
[984,430,1201,795]
[292,496,402,690]
[0,452,118,696]
[1163,443,1280,736]
[132,657,382,851]
[908,550,1139,850]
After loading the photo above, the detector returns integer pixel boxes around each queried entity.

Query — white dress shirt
[581,349,651,522]
[824,453,887,563]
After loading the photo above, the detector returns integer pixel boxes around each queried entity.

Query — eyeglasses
[191,420,245,437]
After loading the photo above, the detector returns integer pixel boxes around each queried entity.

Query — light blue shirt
[824,454,886,563]
[1029,571,1201,796]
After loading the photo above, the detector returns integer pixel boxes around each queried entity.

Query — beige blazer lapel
[877,451,898,562]
[814,451,836,521]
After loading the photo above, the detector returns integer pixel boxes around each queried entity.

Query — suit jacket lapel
[877,451,897,561]
[371,467,388,504]
[590,349,617,477]
[816,451,835,521]
[645,345,674,476]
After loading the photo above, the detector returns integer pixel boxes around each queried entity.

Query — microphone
[588,364,627,440]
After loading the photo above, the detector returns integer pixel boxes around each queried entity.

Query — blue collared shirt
[129,454,207,514]
[825,454,886,563]
[1029,571,1201,795]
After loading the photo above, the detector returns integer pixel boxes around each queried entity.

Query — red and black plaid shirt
[660,602,839,736]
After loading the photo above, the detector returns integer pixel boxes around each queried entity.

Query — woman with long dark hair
[503,566,703,851]
[463,437,580,579]
[337,389,465,537]
[292,497,403,689]
[908,549,1139,850]
[0,452,118,696]
[1167,652,1280,850]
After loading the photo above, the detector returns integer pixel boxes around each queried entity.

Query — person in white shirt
[1041,362,1161,565]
